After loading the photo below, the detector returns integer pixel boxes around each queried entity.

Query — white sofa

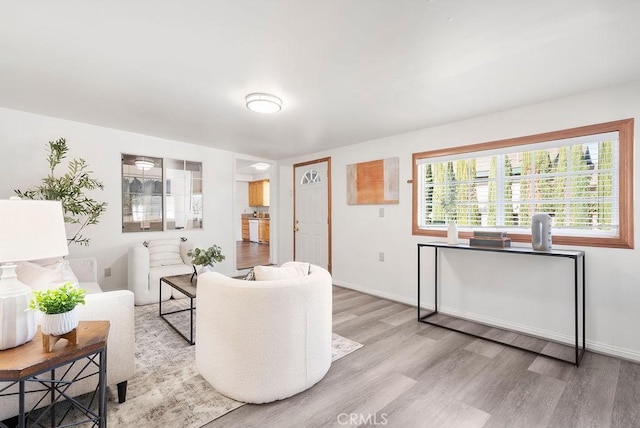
[195,262,332,404]
[128,238,196,305]
[0,258,135,421]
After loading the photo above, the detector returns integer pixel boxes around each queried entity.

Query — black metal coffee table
[159,274,196,345]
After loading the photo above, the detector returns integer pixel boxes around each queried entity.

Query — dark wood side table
[0,321,110,428]
[160,274,197,345]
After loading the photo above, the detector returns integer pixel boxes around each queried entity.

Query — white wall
[3,79,639,361]
[0,107,241,291]
[277,79,640,361]
[234,181,250,241]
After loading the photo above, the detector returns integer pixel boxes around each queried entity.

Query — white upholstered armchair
[0,257,135,421]
[195,262,333,404]
[127,238,196,305]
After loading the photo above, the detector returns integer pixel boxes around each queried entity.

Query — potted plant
[29,282,87,336]
[187,245,225,277]
[15,138,107,247]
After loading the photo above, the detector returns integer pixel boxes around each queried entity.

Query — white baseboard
[333,279,640,363]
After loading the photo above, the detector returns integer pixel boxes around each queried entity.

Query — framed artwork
[347,157,399,205]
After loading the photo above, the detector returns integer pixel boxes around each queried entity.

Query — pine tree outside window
[412,119,634,248]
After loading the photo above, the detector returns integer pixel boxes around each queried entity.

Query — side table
[0,321,110,428]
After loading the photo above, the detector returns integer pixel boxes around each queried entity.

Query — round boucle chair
[195,262,332,404]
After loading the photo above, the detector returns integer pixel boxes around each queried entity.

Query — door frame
[293,157,332,273]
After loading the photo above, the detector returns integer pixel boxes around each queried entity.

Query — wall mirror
[165,158,203,230]
[122,154,203,232]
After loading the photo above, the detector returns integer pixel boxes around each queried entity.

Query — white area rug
[103,302,363,427]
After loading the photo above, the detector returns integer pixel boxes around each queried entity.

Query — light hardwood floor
[204,286,640,428]
[236,241,270,270]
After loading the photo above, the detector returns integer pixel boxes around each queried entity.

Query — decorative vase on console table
[447,221,459,245]
[531,213,552,251]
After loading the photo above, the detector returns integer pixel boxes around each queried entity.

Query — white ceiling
[1,1,639,160]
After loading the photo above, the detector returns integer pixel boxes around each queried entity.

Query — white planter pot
[198,265,214,275]
[41,307,80,336]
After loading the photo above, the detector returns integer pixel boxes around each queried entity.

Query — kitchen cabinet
[258,219,270,243]
[241,217,249,241]
[249,180,270,207]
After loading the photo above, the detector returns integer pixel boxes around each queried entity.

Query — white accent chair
[0,258,135,421]
[195,262,332,404]
[127,238,196,305]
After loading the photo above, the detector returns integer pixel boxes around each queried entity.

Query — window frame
[412,118,634,249]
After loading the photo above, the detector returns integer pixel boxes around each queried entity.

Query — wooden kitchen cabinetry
[241,217,249,241]
[249,180,270,207]
[258,219,270,243]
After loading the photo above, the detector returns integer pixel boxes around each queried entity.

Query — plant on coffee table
[187,245,225,276]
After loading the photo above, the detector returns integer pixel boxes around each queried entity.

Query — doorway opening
[235,157,273,270]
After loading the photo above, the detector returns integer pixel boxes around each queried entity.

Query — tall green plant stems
[15,138,107,246]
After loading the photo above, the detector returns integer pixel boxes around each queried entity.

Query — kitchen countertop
[242,214,269,220]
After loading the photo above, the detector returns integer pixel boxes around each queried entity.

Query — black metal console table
[417,242,586,366]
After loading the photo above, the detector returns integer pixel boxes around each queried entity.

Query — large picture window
[412,119,634,248]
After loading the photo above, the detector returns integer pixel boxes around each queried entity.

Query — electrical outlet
[379,252,384,262]
[379,207,384,218]
[104,268,111,277]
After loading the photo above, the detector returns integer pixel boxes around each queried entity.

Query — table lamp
[0,198,69,350]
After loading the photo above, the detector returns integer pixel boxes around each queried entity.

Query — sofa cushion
[77,282,103,294]
[281,261,312,275]
[149,263,195,300]
[253,262,310,281]
[147,239,183,268]
[16,260,79,290]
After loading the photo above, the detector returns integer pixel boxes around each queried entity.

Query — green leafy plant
[15,138,107,246]
[29,282,87,315]
[187,245,225,267]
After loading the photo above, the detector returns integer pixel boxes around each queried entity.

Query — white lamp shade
[0,199,67,350]
[0,199,69,263]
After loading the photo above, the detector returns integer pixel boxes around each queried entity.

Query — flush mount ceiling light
[251,162,270,170]
[245,93,282,114]
[135,159,154,170]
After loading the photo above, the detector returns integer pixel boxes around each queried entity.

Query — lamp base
[0,262,36,350]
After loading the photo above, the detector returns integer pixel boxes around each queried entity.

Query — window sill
[412,228,634,249]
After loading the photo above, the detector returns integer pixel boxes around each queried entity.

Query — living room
[1,1,640,427]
